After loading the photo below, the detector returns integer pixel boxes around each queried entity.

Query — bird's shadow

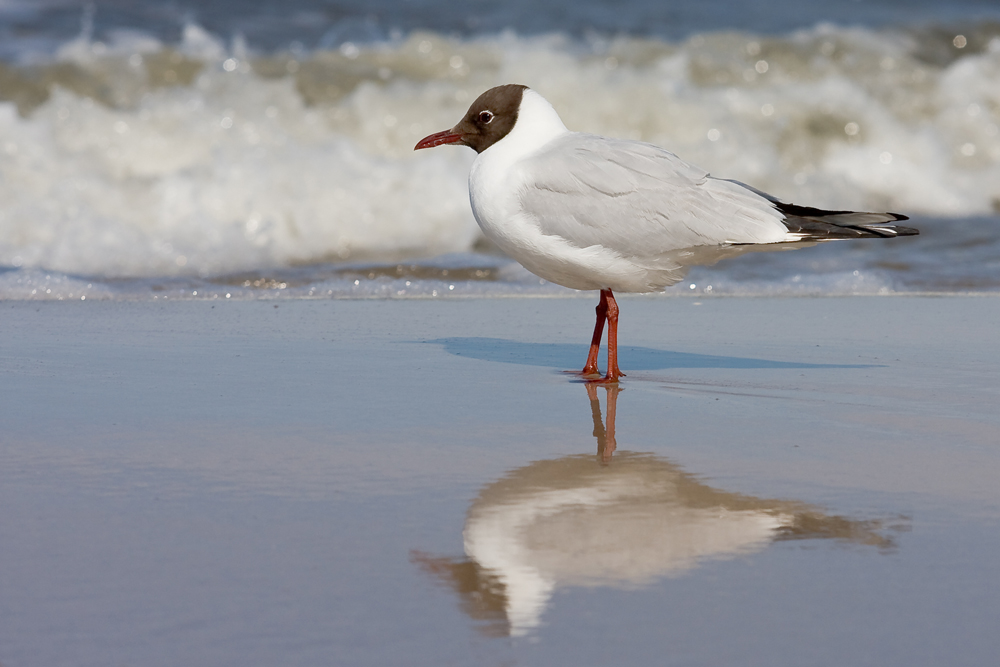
[425,337,876,371]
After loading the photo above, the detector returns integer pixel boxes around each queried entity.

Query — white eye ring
[478,110,494,124]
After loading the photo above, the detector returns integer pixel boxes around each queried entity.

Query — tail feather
[775,201,918,240]
[721,178,920,240]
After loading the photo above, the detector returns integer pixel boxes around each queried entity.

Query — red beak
[414,130,464,150]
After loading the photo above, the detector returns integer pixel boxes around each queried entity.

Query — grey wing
[516,134,789,257]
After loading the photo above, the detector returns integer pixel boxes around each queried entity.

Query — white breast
[469,90,568,250]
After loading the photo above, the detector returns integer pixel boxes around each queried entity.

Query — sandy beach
[2,295,998,666]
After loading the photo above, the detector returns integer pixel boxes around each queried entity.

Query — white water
[0,22,998,291]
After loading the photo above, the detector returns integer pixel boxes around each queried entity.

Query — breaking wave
[0,20,999,284]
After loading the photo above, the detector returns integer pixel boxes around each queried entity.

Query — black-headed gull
[415,84,918,381]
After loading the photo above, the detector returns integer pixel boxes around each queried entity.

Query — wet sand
[2,296,999,666]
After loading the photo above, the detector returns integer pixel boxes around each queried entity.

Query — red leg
[603,290,625,381]
[582,290,609,375]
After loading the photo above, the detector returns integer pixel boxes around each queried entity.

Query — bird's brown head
[414,84,527,154]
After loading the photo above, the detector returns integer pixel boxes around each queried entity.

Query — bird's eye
[478,110,494,124]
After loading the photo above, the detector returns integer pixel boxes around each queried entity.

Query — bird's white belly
[469,162,675,292]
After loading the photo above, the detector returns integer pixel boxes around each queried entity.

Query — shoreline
[4,290,1000,303]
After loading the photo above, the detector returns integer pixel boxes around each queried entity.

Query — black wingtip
[774,200,919,240]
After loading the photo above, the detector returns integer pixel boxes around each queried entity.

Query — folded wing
[516,134,790,257]
[516,134,917,258]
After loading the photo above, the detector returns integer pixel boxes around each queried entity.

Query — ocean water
[1,0,999,299]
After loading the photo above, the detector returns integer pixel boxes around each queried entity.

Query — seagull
[415,84,918,382]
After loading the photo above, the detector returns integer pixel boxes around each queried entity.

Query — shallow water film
[2,298,999,666]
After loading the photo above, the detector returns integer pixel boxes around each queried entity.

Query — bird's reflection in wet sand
[413,385,900,637]
[586,382,619,462]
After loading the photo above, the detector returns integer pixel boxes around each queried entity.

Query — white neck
[484,88,569,160]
